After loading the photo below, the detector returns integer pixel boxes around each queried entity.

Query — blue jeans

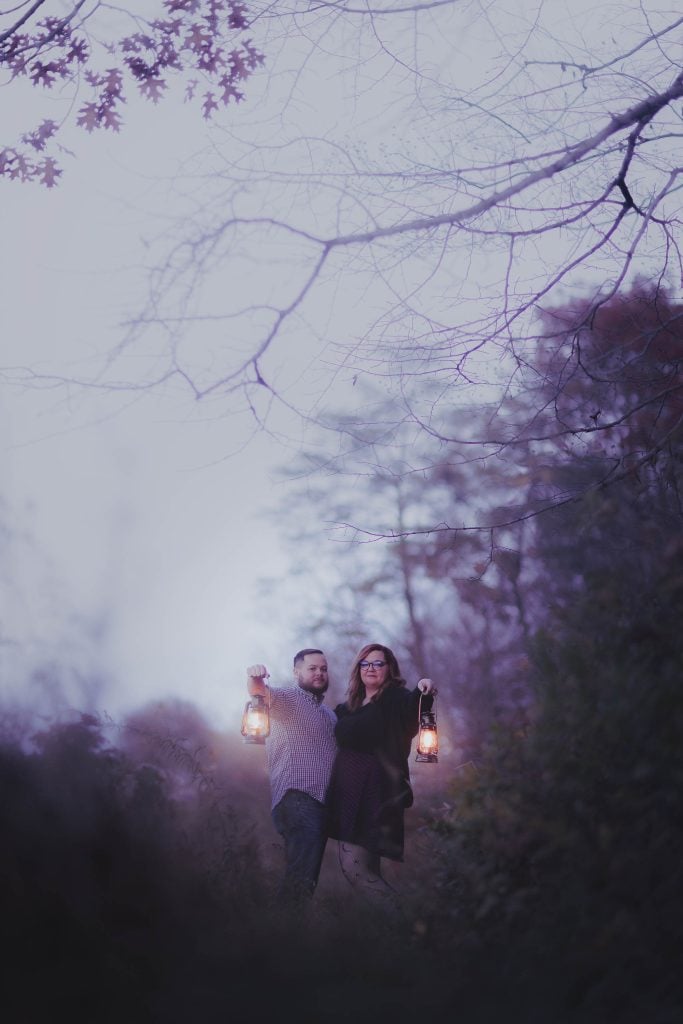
[271,789,328,901]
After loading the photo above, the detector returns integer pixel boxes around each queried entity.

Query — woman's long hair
[345,643,407,711]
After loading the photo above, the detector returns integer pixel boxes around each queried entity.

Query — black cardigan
[333,684,433,808]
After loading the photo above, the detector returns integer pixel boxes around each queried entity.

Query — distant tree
[0,0,263,185]
[260,280,681,755]
[412,297,683,1017]
[264,395,536,756]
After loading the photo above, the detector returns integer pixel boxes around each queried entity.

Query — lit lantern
[415,694,438,763]
[241,693,270,744]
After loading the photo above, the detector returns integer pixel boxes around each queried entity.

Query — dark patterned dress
[327,685,431,861]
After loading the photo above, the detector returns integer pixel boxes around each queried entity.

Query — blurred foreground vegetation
[3,603,681,1024]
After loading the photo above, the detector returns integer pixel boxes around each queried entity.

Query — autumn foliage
[0,0,264,186]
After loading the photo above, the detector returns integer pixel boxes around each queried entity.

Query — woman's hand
[417,677,437,695]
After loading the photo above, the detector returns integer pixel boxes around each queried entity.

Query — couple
[245,644,437,911]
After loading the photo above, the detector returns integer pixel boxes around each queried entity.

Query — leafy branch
[0,0,264,185]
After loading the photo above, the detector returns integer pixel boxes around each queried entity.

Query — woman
[327,643,437,909]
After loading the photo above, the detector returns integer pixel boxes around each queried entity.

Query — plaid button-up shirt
[266,685,338,810]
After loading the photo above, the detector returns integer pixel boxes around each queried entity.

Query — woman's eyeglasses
[359,660,387,669]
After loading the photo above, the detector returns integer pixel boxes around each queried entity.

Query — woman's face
[358,648,389,690]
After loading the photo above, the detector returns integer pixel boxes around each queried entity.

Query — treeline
[267,282,683,763]
[4,282,683,1022]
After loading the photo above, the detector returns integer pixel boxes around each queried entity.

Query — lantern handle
[418,690,436,716]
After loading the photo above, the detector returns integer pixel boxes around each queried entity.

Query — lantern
[241,693,270,744]
[415,693,438,762]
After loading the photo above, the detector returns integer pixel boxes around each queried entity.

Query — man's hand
[417,678,437,695]
[247,663,270,696]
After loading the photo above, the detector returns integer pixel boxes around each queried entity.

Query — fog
[2,0,675,732]
[2,99,293,730]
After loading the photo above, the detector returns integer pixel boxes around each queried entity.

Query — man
[246,649,337,901]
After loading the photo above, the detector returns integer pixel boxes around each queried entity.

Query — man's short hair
[293,648,324,668]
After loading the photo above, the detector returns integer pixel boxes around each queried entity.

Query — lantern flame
[416,694,439,763]
[241,695,270,744]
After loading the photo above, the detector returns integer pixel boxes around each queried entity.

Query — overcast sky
[2,86,296,731]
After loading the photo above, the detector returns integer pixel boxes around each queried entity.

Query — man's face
[294,653,329,696]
